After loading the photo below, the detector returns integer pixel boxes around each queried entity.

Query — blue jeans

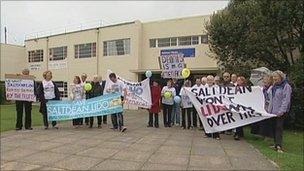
[111,112,124,130]
[171,102,180,125]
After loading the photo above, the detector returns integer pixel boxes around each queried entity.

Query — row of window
[28,35,208,62]
[28,39,130,62]
[149,35,208,48]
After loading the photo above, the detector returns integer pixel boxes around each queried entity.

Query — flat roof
[25,14,211,42]
[25,21,136,41]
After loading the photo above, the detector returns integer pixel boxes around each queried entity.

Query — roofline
[25,21,136,42]
[142,14,211,24]
[0,43,25,48]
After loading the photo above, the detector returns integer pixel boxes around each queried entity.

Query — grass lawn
[0,104,43,132]
[244,127,304,170]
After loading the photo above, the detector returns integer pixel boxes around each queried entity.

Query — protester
[270,70,292,153]
[161,79,176,127]
[87,75,104,128]
[214,76,221,85]
[191,78,202,128]
[222,72,234,135]
[15,69,34,130]
[148,80,162,128]
[105,73,127,132]
[257,74,274,139]
[71,76,84,128]
[171,78,182,126]
[180,80,193,129]
[37,70,60,129]
[201,76,207,86]
[231,73,238,86]
[203,75,220,140]
[81,73,90,126]
[233,76,246,140]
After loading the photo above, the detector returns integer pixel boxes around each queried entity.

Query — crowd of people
[14,69,291,153]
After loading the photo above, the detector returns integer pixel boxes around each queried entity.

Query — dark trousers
[111,113,124,130]
[192,107,198,127]
[235,127,244,137]
[102,115,107,124]
[41,101,57,128]
[72,118,83,126]
[148,113,159,127]
[163,104,173,127]
[274,116,285,148]
[181,108,192,129]
[16,101,32,129]
[89,116,102,127]
[85,117,89,125]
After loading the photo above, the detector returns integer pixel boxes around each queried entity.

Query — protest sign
[47,93,123,121]
[104,70,152,108]
[5,74,36,102]
[159,53,185,79]
[185,86,276,133]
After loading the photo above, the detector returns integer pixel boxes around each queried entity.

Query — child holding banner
[71,76,84,128]
[180,80,193,129]
[148,80,161,128]
[37,71,60,129]
[161,79,176,127]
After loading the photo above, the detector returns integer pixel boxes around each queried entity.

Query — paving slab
[0,109,278,170]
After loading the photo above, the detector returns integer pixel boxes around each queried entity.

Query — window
[158,38,171,47]
[53,81,68,98]
[149,39,156,48]
[103,38,130,56]
[49,46,67,61]
[178,36,192,46]
[170,37,177,46]
[74,43,96,58]
[192,36,199,45]
[28,50,43,62]
[201,35,208,44]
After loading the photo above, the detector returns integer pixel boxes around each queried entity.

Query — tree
[206,0,304,128]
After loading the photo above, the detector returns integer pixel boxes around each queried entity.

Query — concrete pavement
[0,109,278,170]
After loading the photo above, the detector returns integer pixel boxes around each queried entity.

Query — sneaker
[25,128,33,130]
[121,127,127,132]
[269,145,276,149]
[15,128,22,131]
[276,146,284,153]
[44,126,48,130]
[216,137,221,140]
[234,135,240,141]
[98,125,102,129]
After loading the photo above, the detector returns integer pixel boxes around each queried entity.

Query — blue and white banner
[47,93,123,121]
[161,48,195,58]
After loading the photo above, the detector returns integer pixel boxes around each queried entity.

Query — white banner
[185,86,276,133]
[104,70,152,108]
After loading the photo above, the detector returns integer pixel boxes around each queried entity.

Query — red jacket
[149,85,161,113]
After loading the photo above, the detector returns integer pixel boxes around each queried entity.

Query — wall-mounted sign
[29,63,41,71]
[161,48,195,58]
[48,61,67,70]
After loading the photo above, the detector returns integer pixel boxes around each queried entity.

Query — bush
[0,82,5,105]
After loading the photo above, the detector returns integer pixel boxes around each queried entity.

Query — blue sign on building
[160,48,195,58]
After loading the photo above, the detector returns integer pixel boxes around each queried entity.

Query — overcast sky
[1,1,229,45]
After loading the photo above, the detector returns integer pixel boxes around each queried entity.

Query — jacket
[149,85,162,113]
[37,80,60,114]
[271,79,292,115]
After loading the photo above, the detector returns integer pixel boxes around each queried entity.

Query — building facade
[3,15,218,99]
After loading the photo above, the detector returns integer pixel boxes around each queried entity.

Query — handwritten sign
[5,74,36,102]
[159,53,185,79]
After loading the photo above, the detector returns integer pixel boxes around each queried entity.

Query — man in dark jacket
[15,69,35,130]
[87,75,104,128]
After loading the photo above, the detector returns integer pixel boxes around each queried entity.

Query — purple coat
[271,79,292,115]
